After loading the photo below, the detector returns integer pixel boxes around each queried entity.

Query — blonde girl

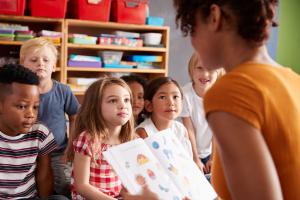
[136,76,192,157]
[69,77,135,200]
[181,52,224,176]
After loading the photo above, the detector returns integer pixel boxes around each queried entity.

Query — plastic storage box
[29,0,67,18]
[68,0,111,21]
[111,0,148,25]
[0,0,25,15]
[141,33,162,45]
[146,16,164,26]
[100,51,123,64]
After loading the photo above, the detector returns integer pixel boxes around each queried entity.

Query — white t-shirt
[180,82,212,158]
[136,117,193,158]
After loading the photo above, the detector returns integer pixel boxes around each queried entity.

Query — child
[174,0,300,199]
[121,74,147,125]
[180,52,223,175]
[0,64,63,199]
[136,76,192,157]
[68,77,136,200]
[20,37,80,197]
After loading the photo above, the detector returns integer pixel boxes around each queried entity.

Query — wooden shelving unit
[0,15,170,95]
[0,15,64,82]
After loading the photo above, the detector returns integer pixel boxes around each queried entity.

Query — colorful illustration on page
[137,154,149,165]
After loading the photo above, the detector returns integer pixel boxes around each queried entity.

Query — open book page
[144,129,217,200]
[103,138,184,200]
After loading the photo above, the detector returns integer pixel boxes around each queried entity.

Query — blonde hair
[188,52,225,81]
[19,37,58,64]
[69,77,136,161]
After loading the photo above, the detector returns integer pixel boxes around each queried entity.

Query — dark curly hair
[174,0,278,44]
[0,64,39,85]
[0,64,39,99]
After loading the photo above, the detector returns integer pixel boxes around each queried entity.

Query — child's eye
[16,105,26,110]
[30,58,37,63]
[108,99,117,103]
[33,105,39,110]
[173,95,181,100]
[137,95,144,100]
[196,66,204,70]
[124,98,131,103]
[159,95,166,100]
[43,58,49,62]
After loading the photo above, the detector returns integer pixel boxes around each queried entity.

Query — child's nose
[25,108,36,118]
[118,100,126,109]
[167,97,175,105]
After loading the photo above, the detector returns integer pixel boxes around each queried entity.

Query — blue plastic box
[146,16,164,26]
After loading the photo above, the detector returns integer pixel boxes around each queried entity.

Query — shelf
[66,19,169,31]
[0,40,61,46]
[67,67,166,74]
[0,15,169,86]
[67,43,166,52]
[0,15,63,23]
[73,91,85,95]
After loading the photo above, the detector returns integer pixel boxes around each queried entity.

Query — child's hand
[121,185,159,200]
[204,159,213,174]
[195,159,205,173]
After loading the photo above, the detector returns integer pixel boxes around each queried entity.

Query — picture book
[103,130,217,200]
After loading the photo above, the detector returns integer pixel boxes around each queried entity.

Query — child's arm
[73,152,117,200]
[136,128,148,139]
[36,154,54,198]
[182,117,205,172]
[204,138,214,173]
[63,114,77,162]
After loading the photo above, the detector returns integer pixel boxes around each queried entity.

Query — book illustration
[135,174,146,186]
[183,176,190,185]
[167,164,178,175]
[163,135,167,144]
[152,141,160,149]
[158,184,169,192]
[147,169,156,180]
[163,148,173,159]
[137,154,149,165]
[125,161,130,169]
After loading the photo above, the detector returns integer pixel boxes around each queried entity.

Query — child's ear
[144,100,153,113]
[52,64,56,72]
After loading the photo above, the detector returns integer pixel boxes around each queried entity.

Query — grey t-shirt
[38,80,79,153]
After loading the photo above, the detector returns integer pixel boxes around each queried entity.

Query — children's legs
[51,153,72,198]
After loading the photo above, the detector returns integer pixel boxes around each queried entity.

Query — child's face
[22,46,56,81]
[101,84,132,129]
[191,63,218,92]
[128,82,144,119]
[147,83,182,121]
[0,83,39,136]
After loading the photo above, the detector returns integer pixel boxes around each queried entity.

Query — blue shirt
[38,80,79,153]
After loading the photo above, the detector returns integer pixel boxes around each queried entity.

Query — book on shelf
[103,130,217,200]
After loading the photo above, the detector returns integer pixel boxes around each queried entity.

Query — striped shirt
[0,123,57,199]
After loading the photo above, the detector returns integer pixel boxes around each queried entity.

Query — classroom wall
[149,0,193,85]
[277,0,300,73]
[149,1,288,84]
